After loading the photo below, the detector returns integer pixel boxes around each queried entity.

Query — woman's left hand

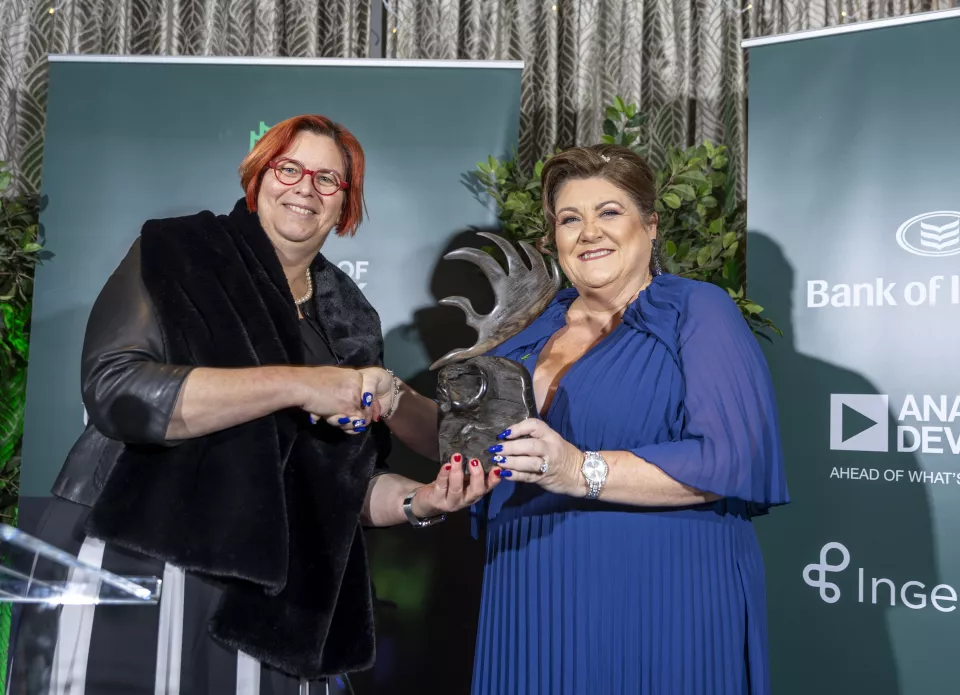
[411,453,502,517]
[490,418,586,497]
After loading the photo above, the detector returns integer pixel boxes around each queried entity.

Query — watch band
[403,490,446,528]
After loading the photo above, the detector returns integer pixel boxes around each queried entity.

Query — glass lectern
[0,523,161,606]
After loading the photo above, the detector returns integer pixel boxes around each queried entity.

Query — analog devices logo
[896,211,960,257]
[830,394,888,452]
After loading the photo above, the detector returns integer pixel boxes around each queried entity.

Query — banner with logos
[745,10,960,694]
[20,56,521,693]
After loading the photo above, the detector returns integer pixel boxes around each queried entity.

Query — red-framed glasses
[267,158,349,196]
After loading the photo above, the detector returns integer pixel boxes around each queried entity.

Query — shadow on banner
[353,228,498,694]
[749,231,937,695]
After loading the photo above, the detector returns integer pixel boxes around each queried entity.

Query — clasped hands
[313,366,589,508]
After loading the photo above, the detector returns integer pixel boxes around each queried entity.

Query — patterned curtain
[0,0,371,194]
[386,0,942,195]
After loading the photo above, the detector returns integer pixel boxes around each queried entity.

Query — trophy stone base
[436,356,537,474]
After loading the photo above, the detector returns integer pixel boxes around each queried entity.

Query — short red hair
[239,114,366,237]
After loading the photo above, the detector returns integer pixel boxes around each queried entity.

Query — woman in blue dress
[344,143,789,695]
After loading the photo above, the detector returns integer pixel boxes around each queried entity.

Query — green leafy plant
[0,160,40,693]
[0,161,42,527]
[473,96,780,340]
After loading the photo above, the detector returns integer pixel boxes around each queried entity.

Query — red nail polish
[470,459,480,467]
[453,453,463,463]
[444,464,452,471]
[493,469,502,477]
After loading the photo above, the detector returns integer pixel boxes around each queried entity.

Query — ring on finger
[539,457,549,474]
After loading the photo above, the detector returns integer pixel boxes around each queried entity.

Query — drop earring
[650,238,664,276]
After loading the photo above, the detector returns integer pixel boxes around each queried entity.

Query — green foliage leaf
[602,119,618,137]
[696,246,713,266]
[605,106,619,121]
[613,95,626,113]
[662,192,682,209]
[676,170,708,185]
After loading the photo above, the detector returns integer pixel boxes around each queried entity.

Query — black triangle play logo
[842,403,878,442]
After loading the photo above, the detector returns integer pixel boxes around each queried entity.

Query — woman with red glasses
[13,114,499,695]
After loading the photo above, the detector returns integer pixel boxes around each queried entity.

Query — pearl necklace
[294,269,313,305]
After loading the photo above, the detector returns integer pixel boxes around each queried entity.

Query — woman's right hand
[320,366,395,434]
[297,366,386,429]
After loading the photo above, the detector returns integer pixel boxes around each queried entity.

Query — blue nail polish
[500,470,513,478]
[492,455,506,464]
[497,429,511,440]
[353,419,365,427]
[356,427,367,433]
[362,392,373,407]
[487,444,503,453]
[309,415,317,424]
[338,417,350,425]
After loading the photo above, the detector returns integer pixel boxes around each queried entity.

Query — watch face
[582,455,606,482]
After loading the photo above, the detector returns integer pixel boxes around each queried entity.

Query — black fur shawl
[86,198,383,679]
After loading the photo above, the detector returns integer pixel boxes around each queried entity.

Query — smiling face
[256,130,346,252]
[552,176,657,293]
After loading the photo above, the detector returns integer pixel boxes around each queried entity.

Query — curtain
[386,0,942,195]
[0,0,370,194]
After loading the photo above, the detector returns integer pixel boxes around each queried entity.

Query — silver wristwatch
[581,451,608,499]
[403,489,446,528]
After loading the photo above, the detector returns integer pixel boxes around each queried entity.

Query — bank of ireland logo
[803,542,850,603]
[896,211,960,257]
[830,394,888,452]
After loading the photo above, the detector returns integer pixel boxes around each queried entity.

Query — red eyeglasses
[267,158,349,196]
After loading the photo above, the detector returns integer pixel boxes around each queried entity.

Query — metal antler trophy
[432,232,561,473]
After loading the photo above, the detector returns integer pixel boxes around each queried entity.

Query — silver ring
[539,458,549,474]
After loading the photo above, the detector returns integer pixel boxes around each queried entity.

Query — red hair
[238,114,367,237]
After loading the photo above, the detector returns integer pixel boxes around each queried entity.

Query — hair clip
[600,154,610,163]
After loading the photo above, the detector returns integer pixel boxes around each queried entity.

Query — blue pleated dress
[470,274,789,695]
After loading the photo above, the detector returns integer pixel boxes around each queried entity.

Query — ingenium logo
[803,541,957,612]
[896,211,960,257]
[803,542,849,603]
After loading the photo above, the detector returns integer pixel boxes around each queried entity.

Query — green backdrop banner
[745,11,960,695]
[21,55,521,692]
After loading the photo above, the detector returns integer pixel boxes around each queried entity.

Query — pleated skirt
[8,498,340,695]
[471,506,769,695]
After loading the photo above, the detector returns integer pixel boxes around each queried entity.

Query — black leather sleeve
[80,238,193,445]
